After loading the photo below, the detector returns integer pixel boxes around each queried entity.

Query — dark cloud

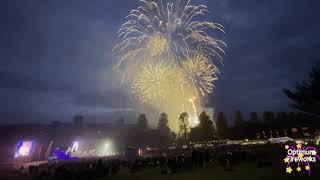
[0,0,319,123]
[207,0,320,121]
[74,89,132,109]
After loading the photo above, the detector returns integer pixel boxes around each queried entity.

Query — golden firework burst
[132,61,184,103]
[182,54,219,97]
[148,34,168,57]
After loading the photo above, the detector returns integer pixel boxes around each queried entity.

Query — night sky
[1,0,319,124]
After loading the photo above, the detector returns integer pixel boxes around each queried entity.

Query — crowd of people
[20,158,121,180]
[5,144,279,180]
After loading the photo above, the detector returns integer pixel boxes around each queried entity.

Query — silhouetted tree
[276,112,289,129]
[234,110,244,138]
[216,112,229,138]
[127,114,150,147]
[156,113,172,146]
[235,110,244,127]
[178,112,189,143]
[243,112,262,139]
[263,111,275,128]
[190,112,216,141]
[137,113,148,129]
[248,112,260,123]
[73,115,85,127]
[158,113,169,130]
[284,63,320,118]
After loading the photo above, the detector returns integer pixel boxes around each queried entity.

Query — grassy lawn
[107,163,317,180]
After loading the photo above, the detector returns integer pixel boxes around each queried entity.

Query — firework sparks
[113,0,226,130]
[183,53,219,97]
[132,61,184,104]
[113,0,226,70]
[148,34,168,57]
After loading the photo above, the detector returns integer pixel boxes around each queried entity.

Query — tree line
[69,64,319,147]
[126,63,320,146]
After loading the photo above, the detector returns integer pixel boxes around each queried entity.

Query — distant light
[71,141,79,152]
[66,147,71,154]
[15,141,34,158]
[316,137,320,145]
